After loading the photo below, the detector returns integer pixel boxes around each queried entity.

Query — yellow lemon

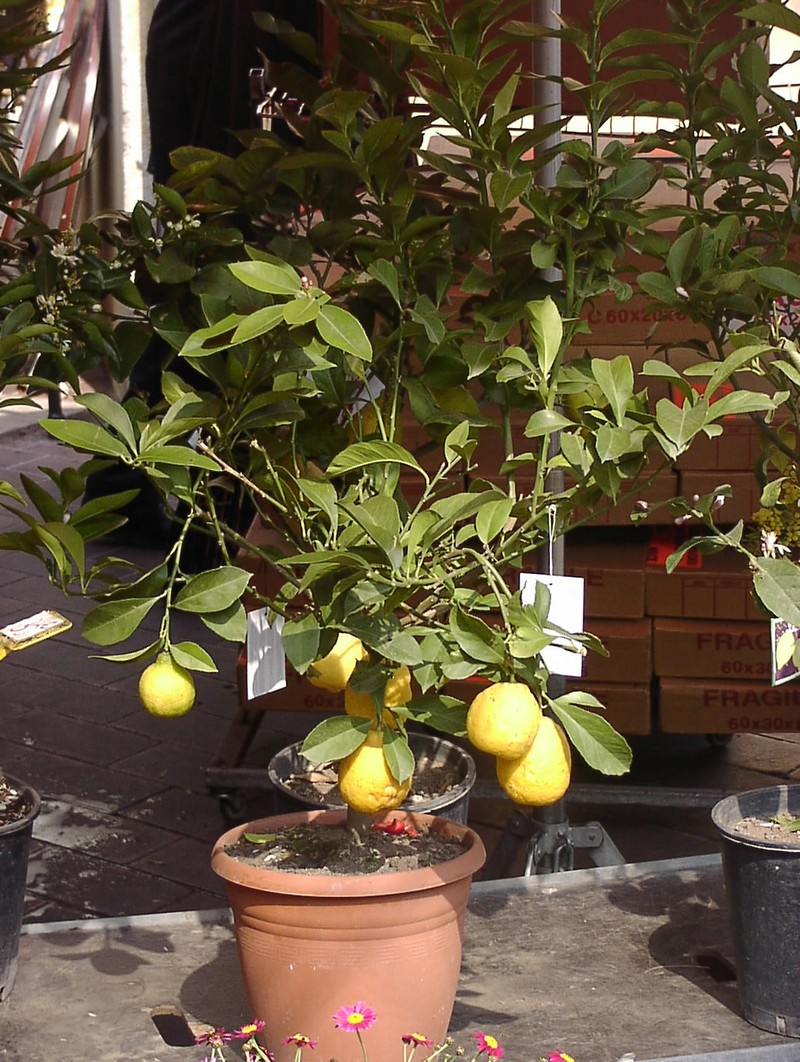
[343,665,412,728]
[337,729,411,814]
[138,653,196,718]
[466,681,542,759]
[308,633,368,692]
[496,716,572,806]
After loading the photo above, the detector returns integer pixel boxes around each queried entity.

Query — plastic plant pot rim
[711,784,800,853]
[0,774,41,838]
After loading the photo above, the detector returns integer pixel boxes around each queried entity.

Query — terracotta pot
[211,808,486,1062]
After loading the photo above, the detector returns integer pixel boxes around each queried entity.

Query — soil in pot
[0,776,36,829]
[729,815,800,846]
[225,818,467,876]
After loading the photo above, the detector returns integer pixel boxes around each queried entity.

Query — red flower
[548,1053,575,1062]
[333,1002,378,1032]
[474,1032,504,1059]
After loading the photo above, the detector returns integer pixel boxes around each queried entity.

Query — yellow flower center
[348,1013,365,1025]
[485,1036,499,1049]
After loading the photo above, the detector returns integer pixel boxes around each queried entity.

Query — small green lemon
[138,653,196,718]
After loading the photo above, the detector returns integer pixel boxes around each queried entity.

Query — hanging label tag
[519,573,585,678]
[246,609,287,699]
[772,618,800,687]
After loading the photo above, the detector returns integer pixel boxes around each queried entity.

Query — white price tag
[519,573,585,678]
[246,609,287,699]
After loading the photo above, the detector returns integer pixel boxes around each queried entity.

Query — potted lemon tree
[0,0,784,1052]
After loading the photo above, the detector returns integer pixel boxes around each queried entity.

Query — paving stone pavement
[0,401,799,924]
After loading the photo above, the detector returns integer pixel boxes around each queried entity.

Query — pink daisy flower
[196,1028,233,1048]
[548,1054,574,1062]
[235,1020,267,1040]
[474,1032,504,1059]
[333,1002,378,1033]
[402,1032,433,1046]
[283,1034,318,1049]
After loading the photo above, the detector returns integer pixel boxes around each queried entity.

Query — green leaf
[476,498,514,545]
[281,613,321,672]
[230,260,302,296]
[170,641,218,673]
[367,259,401,305]
[752,558,800,627]
[231,304,285,344]
[92,641,160,664]
[174,566,252,613]
[449,607,505,665]
[654,397,709,456]
[527,296,563,377]
[137,445,221,470]
[78,393,137,452]
[316,304,372,361]
[405,694,468,736]
[524,408,573,437]
[327,441,425,477]
[300,715,372,764]
[383,729,415,784]
[83,597,160,647]
[200,602,248,642]
[40,419,130,458]
[550,699,632,776]
[592,356,634,426]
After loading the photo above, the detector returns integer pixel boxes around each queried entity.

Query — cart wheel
[218,790,247,823]
[705,734,732,749]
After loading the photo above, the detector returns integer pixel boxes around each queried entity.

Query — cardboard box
[658,677,800,734]
[583,618,652,684]
[653,618,771,680]
[646,548,764,621]
[564,534,649,619]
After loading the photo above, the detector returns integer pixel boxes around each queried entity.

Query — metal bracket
[480,800,625,879]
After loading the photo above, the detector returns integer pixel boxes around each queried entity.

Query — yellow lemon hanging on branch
[138,653,196,718]
[344,665,412,728]
[308,633,368,692]
[496,716,572,806]
[337,729,411,814]
[466,681,542,759]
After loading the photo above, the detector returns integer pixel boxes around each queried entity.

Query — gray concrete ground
[0,395,798,924]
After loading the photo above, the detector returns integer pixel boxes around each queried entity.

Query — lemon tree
[139,652,196,718]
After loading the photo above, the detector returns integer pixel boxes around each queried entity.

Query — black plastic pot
[268,733,476,824]
[0,775,40,1001]
[712,784,800,1038]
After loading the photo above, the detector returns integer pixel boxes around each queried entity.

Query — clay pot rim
[211,808,486,896]
[0,773,41,838]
